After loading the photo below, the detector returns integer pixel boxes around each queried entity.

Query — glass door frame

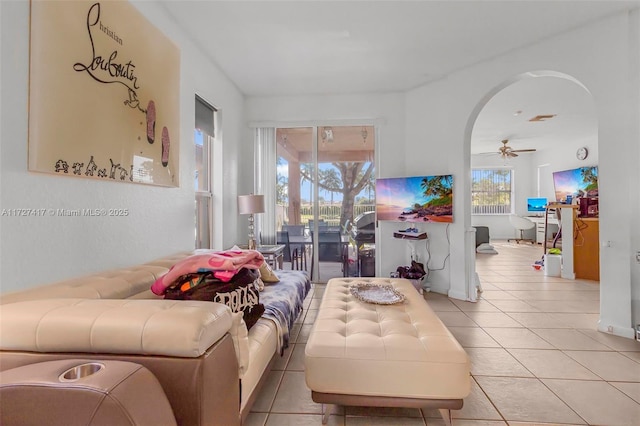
[270,120,378,282]
[310,126,319,281]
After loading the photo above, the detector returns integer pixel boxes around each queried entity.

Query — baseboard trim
[447,288,468,302]
[597,320,636,340]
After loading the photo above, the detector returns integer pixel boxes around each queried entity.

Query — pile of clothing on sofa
[151,249,269,329]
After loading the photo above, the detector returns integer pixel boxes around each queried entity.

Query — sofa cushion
[229,312,250,378]
[0,299,233,358]
[241,318,278,411]
[0,270,160,305]
[259,262,280,283]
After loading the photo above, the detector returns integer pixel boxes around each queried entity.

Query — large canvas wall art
[552,166,598,202]
[376,175,454,223]
[28,0,181,186]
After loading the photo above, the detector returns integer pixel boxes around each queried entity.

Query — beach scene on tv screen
[376,175,453,223]
[553,166,598,202]
[527,198,547,212]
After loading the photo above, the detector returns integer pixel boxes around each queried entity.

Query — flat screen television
[376,174,453,223]
[552,166,598,202]
[527,197,547,214]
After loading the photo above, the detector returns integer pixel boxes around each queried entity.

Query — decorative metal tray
[349,283,405,305]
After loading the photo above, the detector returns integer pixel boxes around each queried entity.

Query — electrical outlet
[607,325,613,333]
[636,251,640,263]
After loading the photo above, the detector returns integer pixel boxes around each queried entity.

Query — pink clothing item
[151,250,265,295]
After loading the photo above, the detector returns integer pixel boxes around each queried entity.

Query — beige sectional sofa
[0,252,291,425]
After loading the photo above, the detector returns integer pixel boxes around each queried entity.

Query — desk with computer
[524,166,599,280]
[527,164,599,234]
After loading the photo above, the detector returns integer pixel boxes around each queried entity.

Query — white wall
[631,9,640,330]
[406,12,639,337]
[0,1,245,292]
[245,93,407,277]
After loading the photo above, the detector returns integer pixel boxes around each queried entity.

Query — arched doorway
[464,71,598,301]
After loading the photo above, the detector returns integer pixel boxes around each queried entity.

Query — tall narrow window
[195,96,215,248]
[471,169,513,215]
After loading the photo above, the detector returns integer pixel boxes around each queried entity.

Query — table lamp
[237,194,265,250]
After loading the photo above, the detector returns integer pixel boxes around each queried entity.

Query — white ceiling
[471,76,598,155]
[160,0,639,152]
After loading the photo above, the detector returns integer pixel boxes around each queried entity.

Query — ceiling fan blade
[509,152,519,157]
[510,149,536,153]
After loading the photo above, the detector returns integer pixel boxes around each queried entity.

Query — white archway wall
[469,72,599,240]
[405,12,639,337]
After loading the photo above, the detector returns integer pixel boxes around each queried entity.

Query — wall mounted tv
[376,174,453,223]
[552,166,598,202]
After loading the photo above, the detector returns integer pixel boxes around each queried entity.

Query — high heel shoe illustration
[146,100,156,144]
[161,126,170,167]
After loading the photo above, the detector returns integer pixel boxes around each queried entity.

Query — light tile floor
[249,241,640,425]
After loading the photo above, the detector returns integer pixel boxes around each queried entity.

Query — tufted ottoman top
[305,278,470,400]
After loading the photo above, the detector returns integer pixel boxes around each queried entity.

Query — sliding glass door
[275,125,375,282]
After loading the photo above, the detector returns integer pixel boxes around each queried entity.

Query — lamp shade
[237,194,265,215]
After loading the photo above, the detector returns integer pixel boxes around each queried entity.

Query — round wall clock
[576,147,589,161]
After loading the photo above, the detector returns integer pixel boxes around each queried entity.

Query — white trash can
[544,254,562,277]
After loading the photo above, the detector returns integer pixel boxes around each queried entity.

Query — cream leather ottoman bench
[305,278,471,425]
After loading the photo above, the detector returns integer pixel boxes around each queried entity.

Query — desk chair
[307,220,328,231]
[311,230,348,279]
[284,224,309,268]
[276,231,306,270]
[283,224,305,237]
[507,214,535,244]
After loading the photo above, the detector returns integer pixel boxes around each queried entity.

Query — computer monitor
[527,197,547,215]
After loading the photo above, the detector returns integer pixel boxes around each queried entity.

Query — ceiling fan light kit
[495,138,537,159]
[321,127,334,143]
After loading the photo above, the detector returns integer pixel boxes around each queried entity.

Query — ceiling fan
[484,139,536,158]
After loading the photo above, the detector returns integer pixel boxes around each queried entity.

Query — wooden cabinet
[573,218,599,281]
